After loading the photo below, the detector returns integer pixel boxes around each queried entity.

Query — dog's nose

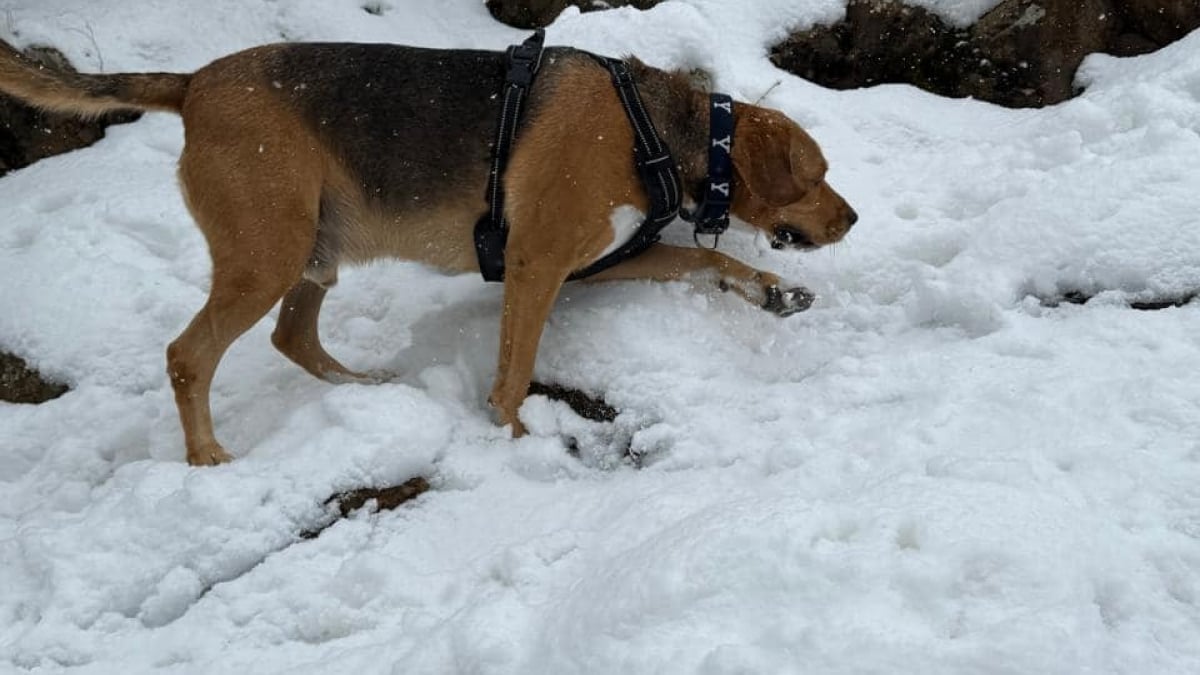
[846,207,859,227]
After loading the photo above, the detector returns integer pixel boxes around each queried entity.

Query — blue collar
[681,93,735,247]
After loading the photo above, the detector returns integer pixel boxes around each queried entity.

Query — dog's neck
[625,60,710,203]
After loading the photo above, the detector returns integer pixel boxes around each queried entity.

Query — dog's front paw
[187,443,233,467]
[763,285,815,317]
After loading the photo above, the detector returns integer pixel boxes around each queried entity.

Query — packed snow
[901,0,1004,27]
[2,0,1199,673]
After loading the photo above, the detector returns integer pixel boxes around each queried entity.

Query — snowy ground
[2,0,1200,672]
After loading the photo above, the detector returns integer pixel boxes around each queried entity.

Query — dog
[0,39,857,466]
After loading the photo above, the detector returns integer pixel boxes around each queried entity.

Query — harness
[473,30,736,282]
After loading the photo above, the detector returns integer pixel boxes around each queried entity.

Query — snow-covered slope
[2,1,1199,672]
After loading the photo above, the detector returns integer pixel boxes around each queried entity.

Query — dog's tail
[0,41,189,117]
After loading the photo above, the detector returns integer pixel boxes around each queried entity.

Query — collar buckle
[693,230,722,250]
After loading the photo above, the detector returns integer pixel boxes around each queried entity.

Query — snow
[2,0,1200,673]
[900,0,1004,27]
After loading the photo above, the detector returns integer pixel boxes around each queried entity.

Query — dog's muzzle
[771,225,817,250]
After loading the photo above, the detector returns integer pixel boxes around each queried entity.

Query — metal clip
[693,230,721,250]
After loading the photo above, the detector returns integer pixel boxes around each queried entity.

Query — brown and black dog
[0,39,856,465]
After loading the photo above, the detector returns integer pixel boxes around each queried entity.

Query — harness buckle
[505,29,545,88]
[506,59,535,87]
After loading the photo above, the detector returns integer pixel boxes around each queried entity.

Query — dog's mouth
[771,225,818,250]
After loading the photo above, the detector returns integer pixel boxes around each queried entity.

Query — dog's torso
[185,43,612,278]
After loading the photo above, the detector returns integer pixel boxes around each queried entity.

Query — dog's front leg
[584,243,815,316]
[489,260,571,436]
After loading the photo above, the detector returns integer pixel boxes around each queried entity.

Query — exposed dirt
[529,380,619,422]
[1041,291,1198,311]
[301,476,433,538]
[0,352,69,404]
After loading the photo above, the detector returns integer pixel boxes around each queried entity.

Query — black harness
[474,30,736,282]
[474,30,546,282]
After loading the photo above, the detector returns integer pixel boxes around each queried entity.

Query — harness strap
[568,56,683,280]
[474,29,546,282]
[475,35,733,283]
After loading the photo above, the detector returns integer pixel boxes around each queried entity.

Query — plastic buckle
[506,31,544,88]
[506,62,534,87]
[506,49,537,87]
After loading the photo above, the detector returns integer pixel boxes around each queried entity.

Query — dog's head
[730,106,857,249]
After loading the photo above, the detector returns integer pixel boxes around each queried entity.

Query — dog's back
[259,43,506,210]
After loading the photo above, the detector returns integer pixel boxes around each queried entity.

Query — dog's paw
[187,444,233,467]
[762,285,815,317]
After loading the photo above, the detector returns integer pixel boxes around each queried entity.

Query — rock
[0,42,140,178]
[485,0,662,29]
[775,1,966,95]
[1116,1,1200,46]
[970,0,1118,106]
[0,352,69,404]
[772,0,1130,108]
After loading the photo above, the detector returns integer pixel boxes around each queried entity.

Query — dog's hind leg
[272,275,375,384]
[583,243,815,316]
[168,249,309,465]
[168,135,322,465]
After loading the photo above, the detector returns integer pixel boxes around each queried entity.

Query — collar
[680,93,735,249]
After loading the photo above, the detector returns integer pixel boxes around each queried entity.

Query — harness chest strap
[474,32,734,282]
[473,29,546,283]
[568,56,683,280]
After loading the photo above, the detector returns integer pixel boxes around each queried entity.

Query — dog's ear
[732,110,808,207]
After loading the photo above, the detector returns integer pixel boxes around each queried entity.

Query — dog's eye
[792,179,819,199]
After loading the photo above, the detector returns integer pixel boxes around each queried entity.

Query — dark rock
[1116,0,1200,46]
[485,0,663,29]
[972,0,1118,106]
[0,351,69,404]
[0,42,140,179]
[773,1,968,96]
[771,0,1197,109]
